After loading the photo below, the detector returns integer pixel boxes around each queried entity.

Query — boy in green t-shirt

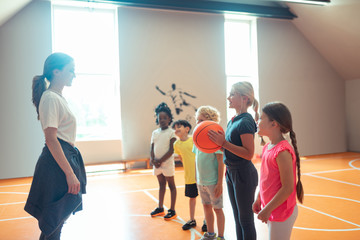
[172,120,207,232]
[193,106,225,240]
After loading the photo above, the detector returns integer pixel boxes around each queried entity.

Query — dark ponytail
[32,53,73,120]
[290,130,304,203]
[32,75,47,120]
[262,102,304,204]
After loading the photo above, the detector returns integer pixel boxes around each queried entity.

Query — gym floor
[1,152,360,240]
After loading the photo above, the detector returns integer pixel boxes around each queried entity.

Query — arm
[252,191,262,214]
[150,143,157,166]
[223,134,254,160]
[44,127,80,195]
[208,130,254,160]
[173,142,182,163]
[214,153,224,198]
[257,151,294,223]
[158,137,177,165]
[155,86,166,95]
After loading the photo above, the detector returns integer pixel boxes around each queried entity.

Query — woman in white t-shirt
[25,53,86,240]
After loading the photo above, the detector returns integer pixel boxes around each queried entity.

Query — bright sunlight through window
[224,15,259,122]
[52,3,121,141]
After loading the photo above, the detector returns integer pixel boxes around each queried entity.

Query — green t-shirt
[193,146,222,186]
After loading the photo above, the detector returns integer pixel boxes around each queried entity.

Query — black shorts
[185,183,198,198]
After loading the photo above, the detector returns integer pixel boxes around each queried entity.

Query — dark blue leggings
[39,216,68,240]
[226,168,258,240]
[39,223,63,240]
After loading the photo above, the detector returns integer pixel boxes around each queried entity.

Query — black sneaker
[164,209,177,221]
[150,207,165,217]
[182,219,197,230]
[202,220,207,232]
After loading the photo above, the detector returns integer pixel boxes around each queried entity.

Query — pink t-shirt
[260,140,297,222]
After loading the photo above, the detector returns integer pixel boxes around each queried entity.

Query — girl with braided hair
[253,102,304,240]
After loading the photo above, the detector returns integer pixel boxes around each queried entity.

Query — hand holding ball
[193,121,224,153]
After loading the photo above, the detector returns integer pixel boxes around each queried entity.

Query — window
[224,15,259,122]
[52,3,121,141]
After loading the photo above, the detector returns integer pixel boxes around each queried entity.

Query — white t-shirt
[39,90,76,145]
[151,127,175,168]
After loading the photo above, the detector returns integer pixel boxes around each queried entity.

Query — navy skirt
[24,138,87,236]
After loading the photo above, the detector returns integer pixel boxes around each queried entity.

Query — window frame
[51,3,122,141]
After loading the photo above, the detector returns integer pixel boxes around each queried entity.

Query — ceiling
[288,0,360,80]
[0,0,31,26]
[0,0,359,80]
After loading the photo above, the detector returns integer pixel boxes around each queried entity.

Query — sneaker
[202,221,207,232]
[182,219,196,230]
[150,207,165,217]
[164,209,177,221]
[200,232,217,240]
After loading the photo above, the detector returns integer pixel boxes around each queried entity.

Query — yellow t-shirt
[174,137,196,184]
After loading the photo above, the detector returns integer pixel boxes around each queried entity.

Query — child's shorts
[198,184,223,209]
[185,183,198,198]
[153,165,175,177]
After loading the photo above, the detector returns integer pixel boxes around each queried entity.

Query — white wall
[118,7,227,160]
[76,140,123,165]
[257,18,347,156]
[0,1,51,179]
[346,79,360,152]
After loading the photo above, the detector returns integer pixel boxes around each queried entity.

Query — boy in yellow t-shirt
[172,120,206,231]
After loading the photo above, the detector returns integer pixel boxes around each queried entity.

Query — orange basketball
[193,121,224,153]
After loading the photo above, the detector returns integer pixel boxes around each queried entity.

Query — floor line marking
[305,194,360,204]
[0,184,31,188]
[303,168,355,175]
[123,214,155,217]
[111,185,186,194]
[293,226,360,232]
[301,154,360,161]
[143,190,202,239]
[298,204,360,228]
[306,174,360,187]
[0,192,29,195]
[349,159,360,170]
[0,201,26,206]
[86,170,185,179]
[143,189,163,208]
[0,216,33,222]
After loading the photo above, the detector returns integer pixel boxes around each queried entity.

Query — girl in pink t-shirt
[252,102,304,240]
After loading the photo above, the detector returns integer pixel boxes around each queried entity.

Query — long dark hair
[262,102,304,204]
[32,53,73,120]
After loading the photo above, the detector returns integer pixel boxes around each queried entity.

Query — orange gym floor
[1,152,360,240]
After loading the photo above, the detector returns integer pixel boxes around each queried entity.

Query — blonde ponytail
[252,98,259,122]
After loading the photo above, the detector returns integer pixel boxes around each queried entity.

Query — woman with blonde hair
[209,81,259,240]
